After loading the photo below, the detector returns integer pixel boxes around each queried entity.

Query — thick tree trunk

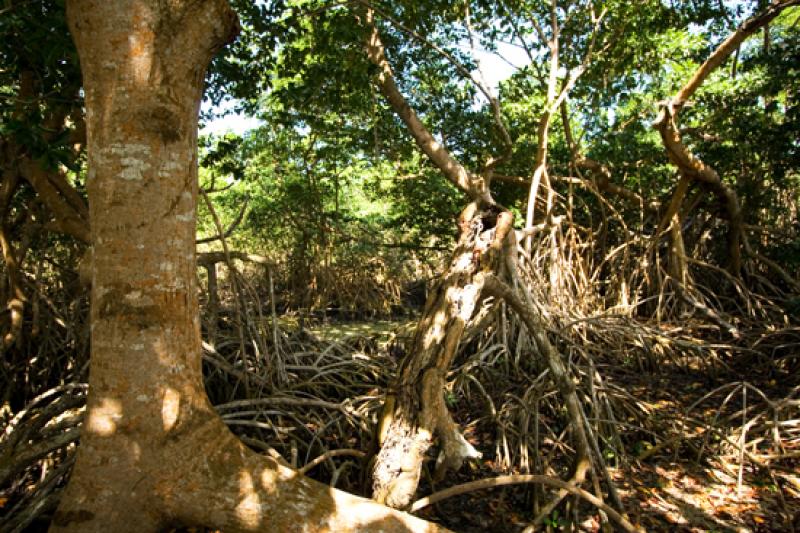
[52,1,443,531]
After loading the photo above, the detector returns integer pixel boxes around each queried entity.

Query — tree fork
[52,1,443,531]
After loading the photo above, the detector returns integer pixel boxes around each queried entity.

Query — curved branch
[357,0,514,168]
[409,474,640,533]
[19,158,90,243]
[650,2,797,274]
[360,8,491,205]
[560,101,660,213]
[674,0,799,106]
[298,449,366,476]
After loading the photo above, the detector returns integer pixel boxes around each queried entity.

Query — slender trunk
[362,9,490,205]
[524,33,559,251]
[667,214,688,288]
[53,2,442,531]
[0,168,24,349]
[658,176,692,291]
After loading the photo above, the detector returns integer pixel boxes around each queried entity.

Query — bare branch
[674,0,799,106]
[360,7,492,204]
[196,196,249,244]
[409,474,640,533]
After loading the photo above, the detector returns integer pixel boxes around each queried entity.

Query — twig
[298,448,366,475]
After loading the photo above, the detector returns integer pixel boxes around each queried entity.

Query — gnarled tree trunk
[52,1,442,531]
[372,204,514,508]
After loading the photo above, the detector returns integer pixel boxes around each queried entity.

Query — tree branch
[409,474,640,532]
[360,7,492,205]
[18,158,90,243]
[196,196,249,244]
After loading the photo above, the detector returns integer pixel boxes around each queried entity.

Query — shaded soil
[283,318,799,532]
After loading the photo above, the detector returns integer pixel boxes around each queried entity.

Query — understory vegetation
[2,0,799,531]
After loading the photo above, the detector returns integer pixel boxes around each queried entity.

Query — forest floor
[302,319,800,533]
[421,370,799,532]
[4,316,797,532]
[604,372,799,533]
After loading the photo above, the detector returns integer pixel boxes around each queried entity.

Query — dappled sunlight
[129,440,141,462]
[85,397,122,437]
[153,335,187,374]
[613,462,787,530]
[235,470,262,528]
[423,309,448,350]
[258,461,291,494]
[334,498,406,527]
[3,0,799,529]
[302,319,417,348]
[160,386,181,431]
[455,284,479,321]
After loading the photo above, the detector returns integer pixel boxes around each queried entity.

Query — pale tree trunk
[357,3,607,511]
[362,8,522,509]
[362,4,596,510]
[523,18,559,250]
[52,1,442,531]
[372,204,514,508]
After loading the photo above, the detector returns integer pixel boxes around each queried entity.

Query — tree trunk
[361,9,520,509]
[52,1,443,531]
[0,167,24,349]
[372,203,514,508]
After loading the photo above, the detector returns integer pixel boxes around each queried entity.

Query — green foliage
[4,0,799,313]
[0,0,83,157]
[199,0,800,294]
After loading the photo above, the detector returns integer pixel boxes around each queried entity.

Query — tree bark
[372,204,515,508]
[361,7,525,509]
[52,1,443,531]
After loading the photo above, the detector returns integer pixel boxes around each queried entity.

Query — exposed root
[409,474,641,533]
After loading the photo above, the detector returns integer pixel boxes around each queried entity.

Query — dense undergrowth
[1,223,798,532]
